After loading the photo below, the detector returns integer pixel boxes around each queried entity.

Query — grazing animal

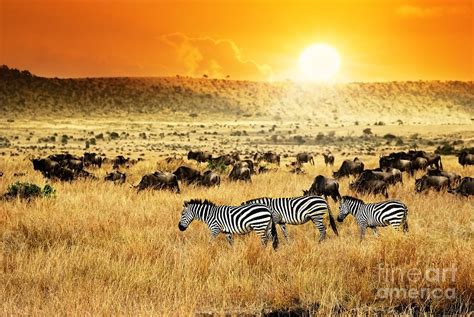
[448,177,474,197]
[305,175,341,202]
[426,168,461,187]
[365,169,403,185]
[415,175,450,192]
[178,199,278,249]
[83,152,103,168]
[350,179,389,198]
[55,167,75,181]
[112,155,130,169]
[379,157,413,175]
[296,152,314,165]
[199,170,221,187]
[458,151,474,167]
[236,160,255,174]
[337,196,408,241]
[409,151,443,170]
[31,158,60,178]
[62,159,84,173]
[104,171,126,184]
[0,171,3,177]
[323,153,335,166]
[242,196,338,242]
[136,172,180,193]
[187,150,212,163]
[333,158,364,178]
[173,166,202,184]
[229,165,251,182]
[255,152,280,166]
[209,155,235,166]
[411,157,428,172]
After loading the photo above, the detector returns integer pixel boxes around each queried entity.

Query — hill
[1,65,473,124]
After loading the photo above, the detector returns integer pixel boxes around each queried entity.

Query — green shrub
[3,182,56,201]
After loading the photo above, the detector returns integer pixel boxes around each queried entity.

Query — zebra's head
[178,203,195,231]
[337,200,351,222]
[178,199,216,231]
[337,196,363,222]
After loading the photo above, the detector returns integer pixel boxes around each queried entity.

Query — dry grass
[1,155,472,315]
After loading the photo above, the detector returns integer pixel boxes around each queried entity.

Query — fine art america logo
[376,264,457,300]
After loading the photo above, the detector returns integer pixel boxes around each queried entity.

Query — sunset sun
[299,44,341,81]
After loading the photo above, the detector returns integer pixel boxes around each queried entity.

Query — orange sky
[1,0,472,81]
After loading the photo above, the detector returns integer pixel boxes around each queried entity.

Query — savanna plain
[0,67,473,315]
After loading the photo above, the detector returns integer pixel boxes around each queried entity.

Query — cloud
[158,33,272,80]
[396,5,469,18]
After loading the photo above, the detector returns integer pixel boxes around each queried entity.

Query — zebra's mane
[241,197,270,206]
[184,199,216,207]
[342,195,365,204]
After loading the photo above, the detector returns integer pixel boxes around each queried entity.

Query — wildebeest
[304,175,341,202]
[61,158,84,173]
[379,157,413,175]
[408,151,443,170]
[229,164,251,182]
[104,171,126,184]
[426,168,461,187]
[448,177,474,197]
[296,152,314,165]
[209,155,235,166]
[415,175,450,192]
[237,160,255,174]
[333,158,364,178]
[135,171,180,193]
[187,150,212,163]
[458,151,474,167]
[83,152,103,168]
[199,170,221,187]
[112,155,130,169]
[411,157,428,172]
[254,152,280,166]
[359,169,403,186]
[323,152,335,166]
[173,166,202,184]
[349,179,389,198]
[31,158,60,178]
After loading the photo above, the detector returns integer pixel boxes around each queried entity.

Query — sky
[0,0,472,82]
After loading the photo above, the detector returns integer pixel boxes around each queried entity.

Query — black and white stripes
[337,196,408,240]
[178,199,279,249]
[242,196,338,241]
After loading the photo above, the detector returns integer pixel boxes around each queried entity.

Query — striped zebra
[242,195,338,242]
[178,199,279,249]
[337,196,408,240]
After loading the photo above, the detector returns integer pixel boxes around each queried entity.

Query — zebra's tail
[327,203,339,236]
[271,219,279,250]
[402,207,409,233]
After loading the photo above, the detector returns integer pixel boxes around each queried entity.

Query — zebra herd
[178,195,409,249]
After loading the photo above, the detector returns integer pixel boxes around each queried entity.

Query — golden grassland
[1,154,473,315]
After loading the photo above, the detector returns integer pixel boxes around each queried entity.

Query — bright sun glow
[299,44,341,81]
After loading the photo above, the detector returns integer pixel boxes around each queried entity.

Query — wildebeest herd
[9,148,471,249]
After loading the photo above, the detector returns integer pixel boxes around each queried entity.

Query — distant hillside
[1,65,473,124]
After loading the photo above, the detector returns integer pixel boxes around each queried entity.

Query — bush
[207,161,227,173]
[3,182,56,201]
[383,133,397,140]
[435,143,456,155]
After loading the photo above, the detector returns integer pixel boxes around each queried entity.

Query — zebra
[337,196,408,240]
[178,199,279,249]
[242,195,338,242]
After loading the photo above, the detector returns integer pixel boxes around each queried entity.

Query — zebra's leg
[371,227,378,236]
[225,233,234,246]
[312,217,326,242]
[359,225,367,241]
[280,224,289,241]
